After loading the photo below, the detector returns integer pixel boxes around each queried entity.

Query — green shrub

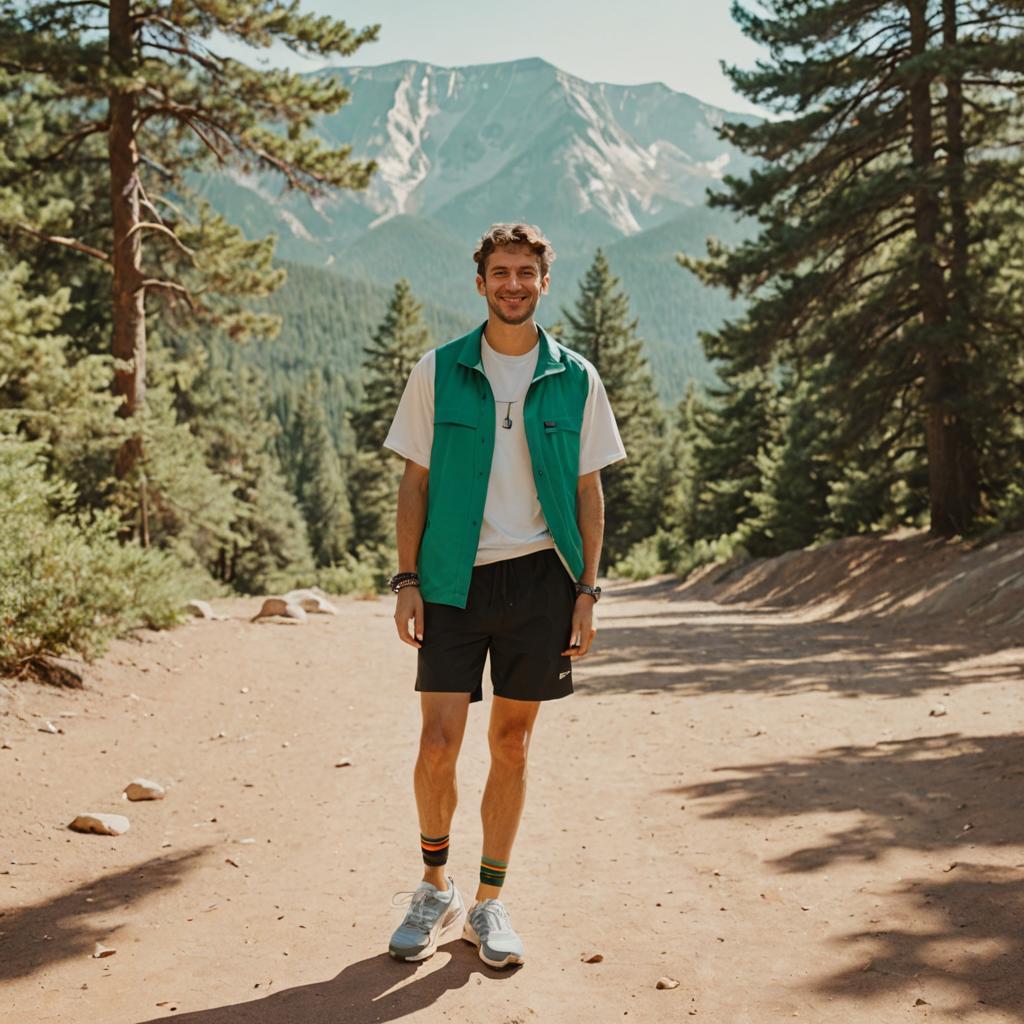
[671,533,752,580]
[610,530,674,580]
[322,543,391,598]
[0,439,195,674]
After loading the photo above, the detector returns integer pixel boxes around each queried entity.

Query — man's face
[476,244,549,326]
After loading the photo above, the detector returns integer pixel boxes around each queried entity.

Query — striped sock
[479,855,508,889]
[420,832,450,867]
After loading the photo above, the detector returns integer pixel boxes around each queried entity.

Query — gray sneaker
[462,898,525,968]
[388,878,466,961]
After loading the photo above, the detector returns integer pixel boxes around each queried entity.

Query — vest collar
[456,321,564,381]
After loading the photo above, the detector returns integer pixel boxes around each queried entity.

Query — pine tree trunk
[108,0,149,544]
[907,0,977,536]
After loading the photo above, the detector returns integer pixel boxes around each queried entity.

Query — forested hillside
[194,56,763,399]
[1,0,1021,683]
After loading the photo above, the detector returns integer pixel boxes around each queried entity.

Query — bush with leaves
[0,439,202,675]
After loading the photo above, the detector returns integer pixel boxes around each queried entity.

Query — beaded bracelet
[389,571,420,593]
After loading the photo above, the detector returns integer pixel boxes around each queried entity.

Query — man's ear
[476,273,486,296]
[541,273,550,294]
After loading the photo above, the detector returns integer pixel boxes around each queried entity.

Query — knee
[418,730,459,773]
[489,727,530,771]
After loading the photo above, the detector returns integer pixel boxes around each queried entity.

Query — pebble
[124,779,166,801]
[187,599,216,619]
[251,598,307,623]
[656,977,680,990]
[69,813,130,836]
[284,589,339,615]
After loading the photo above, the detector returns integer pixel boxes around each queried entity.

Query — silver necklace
[496,399,516,429]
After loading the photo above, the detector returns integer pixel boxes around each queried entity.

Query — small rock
[186,599,216,619]
[225,857,240,868]
[284,589,339,615]
[240,687,250,694]
[943,861,958,872]
[124,779,165,801]
[1,737,11,750]
[334,758,352,768]
[69,813,130,836]
[914,997,929,1006]
[581,952,604,963]
[38,720,61,735]
[251,598,307,624]
[92,942,116,958]
[656,977,680,990]
[32,654,86,688]
[929,704,947,717]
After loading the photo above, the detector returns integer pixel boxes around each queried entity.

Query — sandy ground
[3,535,1024,1024]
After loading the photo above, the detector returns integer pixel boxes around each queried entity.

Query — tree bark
[907,0,977,535]
[108,0,149,544]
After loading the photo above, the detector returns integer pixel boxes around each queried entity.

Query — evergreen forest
[1,0,1022,678]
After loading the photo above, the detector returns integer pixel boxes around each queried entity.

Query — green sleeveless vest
[418,323,589,609]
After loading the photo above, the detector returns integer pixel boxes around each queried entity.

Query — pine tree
[348,279,432,552]
[289,373,353,567]
[562,250,674,566]
[682,0,1024,538]
[0,1,378,541]
[689,363,779,544]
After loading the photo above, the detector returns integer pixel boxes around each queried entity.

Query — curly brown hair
[473,223,556,278]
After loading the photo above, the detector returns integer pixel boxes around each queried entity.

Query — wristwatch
[574,582,601,602]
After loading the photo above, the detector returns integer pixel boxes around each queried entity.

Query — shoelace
[472,899,512,936]
[391,888,447,932]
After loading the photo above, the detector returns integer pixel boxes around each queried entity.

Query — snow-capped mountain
[318,57,751,239]
[195,57,759,396]
[201,57,757,263]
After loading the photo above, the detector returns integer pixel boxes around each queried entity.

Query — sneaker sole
[389,904,467,962]
[461,921,525,969]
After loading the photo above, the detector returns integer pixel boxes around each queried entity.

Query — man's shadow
[135,939,517,1024]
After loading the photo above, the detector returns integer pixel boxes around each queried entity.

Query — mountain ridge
[195,55,759,399]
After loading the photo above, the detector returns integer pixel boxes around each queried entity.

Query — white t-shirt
[383,333,627,567]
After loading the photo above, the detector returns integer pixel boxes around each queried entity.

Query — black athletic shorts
[416,547,576,703]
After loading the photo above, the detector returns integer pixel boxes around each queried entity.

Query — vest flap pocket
[543,417,581,433]
[434,405,478,429]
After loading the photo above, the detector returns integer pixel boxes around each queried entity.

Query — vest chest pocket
[431,404,481,480]
[434,405,479,429]
[540,414,582,475]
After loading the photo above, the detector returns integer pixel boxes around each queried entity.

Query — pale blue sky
[222,0,771,117]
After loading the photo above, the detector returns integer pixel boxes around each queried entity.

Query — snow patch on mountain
[367,67,436,223]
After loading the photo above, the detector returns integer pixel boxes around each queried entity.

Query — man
[382,223,626,969]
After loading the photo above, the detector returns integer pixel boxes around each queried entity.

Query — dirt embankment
[680,529,1024,630]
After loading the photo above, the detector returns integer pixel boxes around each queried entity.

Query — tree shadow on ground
[670,732,1024,1016]
[576,613,1020,700]
[133,942,516,1024]
[0,848,209,982]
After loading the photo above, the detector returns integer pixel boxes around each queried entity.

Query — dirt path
[3,572,1023,1023]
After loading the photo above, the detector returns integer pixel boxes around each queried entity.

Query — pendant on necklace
[502,400,513,429]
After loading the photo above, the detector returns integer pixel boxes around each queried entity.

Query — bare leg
[476,696,541,903]
[415,691,471,891]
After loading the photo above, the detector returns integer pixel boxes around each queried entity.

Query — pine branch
[13,223,109,263]
[124,220,196,260]
[141,277,198,309]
